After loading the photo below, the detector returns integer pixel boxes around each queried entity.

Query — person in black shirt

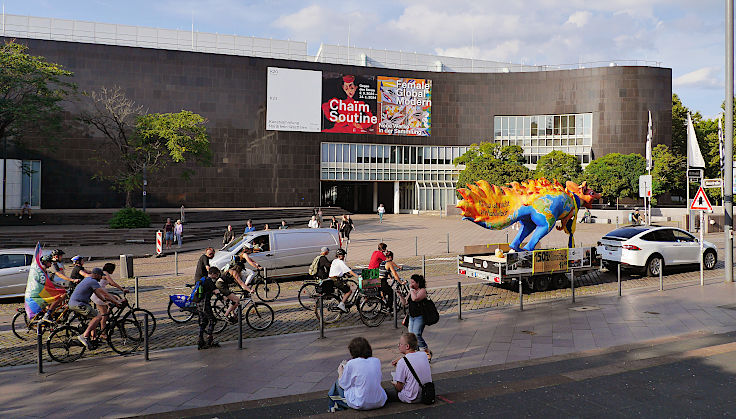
[195,266,221,350]
[194,248,215,281]
[223,225,235,248]
[70,255,90,282]
[316,247,332,280]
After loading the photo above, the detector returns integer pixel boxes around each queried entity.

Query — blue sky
[1,0,730,117]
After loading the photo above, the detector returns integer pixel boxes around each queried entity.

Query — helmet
[71,255,82,263]
[336,248,347,257]
[41,255,53,263]
[51,249,65,257]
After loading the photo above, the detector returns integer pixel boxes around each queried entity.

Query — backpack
[309,255,322,276]
[403,356,435,405]
[190,276,207,303]
[422,298,440,326]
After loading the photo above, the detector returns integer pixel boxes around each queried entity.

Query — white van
[212,228,342,278]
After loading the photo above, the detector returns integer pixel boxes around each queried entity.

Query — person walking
[377,204,385,223]
[328,337,387,412]
[340,214,355,244]
[223,225,235,247]
[163,218,175,250]
[174,219,183,248]
[317,208,324,226]
[398,274,432,361]
[244,219,256,234]
[309,215,319,228]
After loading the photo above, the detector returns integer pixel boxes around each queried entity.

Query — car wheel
[602,260,616,272]
[646,255,664,277]
[703,250,717,270]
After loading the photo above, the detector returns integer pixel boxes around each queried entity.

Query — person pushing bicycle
[329,249,359,313]
[195,267,221,350]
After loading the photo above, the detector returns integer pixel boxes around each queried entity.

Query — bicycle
[210,290,274,331]
[251,268,280,302]
[314,273,389,327]
[116,290,156,338]
[167,283,227,334]
[12,296,80,341]
[46,295,143,363]
[298,276,321,311]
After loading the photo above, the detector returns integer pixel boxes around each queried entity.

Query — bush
[109,208,151,229]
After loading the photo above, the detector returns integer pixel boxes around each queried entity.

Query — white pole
[700,210,704,286]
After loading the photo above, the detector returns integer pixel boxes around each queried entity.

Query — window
[654,229,676,242]
[561,115,568,135]
[546,116,553,135]
[502,117,508,136]
[673,230,695,242]
[0,253,28,269]
[321,143,328,162]
[494,116,501,137]
[335,144,343,162]
[523,116,530,136]
[554,115,561,135]
[531,116,538,136]
[509,117,516,136]
[569,115,576,135]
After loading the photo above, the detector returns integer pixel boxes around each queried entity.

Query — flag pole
[726,0,734,283]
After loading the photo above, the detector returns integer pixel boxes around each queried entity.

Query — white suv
[598,226,717,276]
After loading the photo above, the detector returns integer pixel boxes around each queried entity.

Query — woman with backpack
[398,274,432,361]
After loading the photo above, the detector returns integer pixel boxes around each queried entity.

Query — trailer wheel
[534,276,551,292]
[552,273,570,289]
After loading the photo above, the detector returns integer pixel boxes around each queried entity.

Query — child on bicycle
[238,243,262,288]
[216,262,253,323]
[195,266,221,350]
[380,251,405,310]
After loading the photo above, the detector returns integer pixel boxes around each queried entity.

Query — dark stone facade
[3,37,672,208]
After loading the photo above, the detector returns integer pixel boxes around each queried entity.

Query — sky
[0,0,730,117]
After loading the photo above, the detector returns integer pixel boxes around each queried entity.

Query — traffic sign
[638,175,652,198]
[690,187,713,211]
[703,178,723,188]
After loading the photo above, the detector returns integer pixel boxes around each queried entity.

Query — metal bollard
[144,315,149,361]
[37,323,43,374]
[506,232,509,244]
[415,236,418,256]
[616,216,619,228]
[422,255,426,277]
[571,269,575,303]
[238,304,243,349]
[319,295,325,339]
[457,281,462,320]
[446,232,450,254]
[393,288,398,329]
[135,276,139,308]
[519,278,523,311]
[659,263,663,291]
[617,264,622,297]
[175,252,179,276]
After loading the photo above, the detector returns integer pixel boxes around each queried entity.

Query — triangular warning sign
[690,186,713,211]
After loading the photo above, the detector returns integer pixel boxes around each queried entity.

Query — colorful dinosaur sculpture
[456,178,602,251]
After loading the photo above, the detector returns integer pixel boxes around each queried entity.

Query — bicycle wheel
[298,283,319,311]
[107,318,143,355]
[246,302,275,331]
[125,308,156,338]
[47,325,86,363]
[359,296,388,327]
[315,294,342,324]
[255,276,281,302]
[168,300,194,323]
[11,310,30,341]
[210,294,229,321]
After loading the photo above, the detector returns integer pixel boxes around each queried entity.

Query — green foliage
[454,142,531,196]
[0,41,76,147]
[80,87,211,207]
[671,94,689,157]
[533,150,582,184]
[651,144,685,203]
[109,207,151,229]
[583,153,646,203]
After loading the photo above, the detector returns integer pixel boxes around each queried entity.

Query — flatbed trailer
[457,244,601,292]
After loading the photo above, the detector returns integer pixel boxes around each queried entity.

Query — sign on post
[703,178,723,189]
[638,175,652,198]
[156,231,163,255]
[689,187,713,211]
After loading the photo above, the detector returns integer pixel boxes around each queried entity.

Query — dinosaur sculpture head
[565,181,601,209]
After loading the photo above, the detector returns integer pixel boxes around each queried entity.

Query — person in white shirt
[377,203,385,223]
[308,215,320,228]
[329,248,358,312]
[328,337,387,412]
[390,332,433,403]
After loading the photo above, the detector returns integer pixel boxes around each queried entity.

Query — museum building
[0,14,672,213]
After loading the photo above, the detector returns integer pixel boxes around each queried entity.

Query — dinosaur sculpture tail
[456,180,521,230]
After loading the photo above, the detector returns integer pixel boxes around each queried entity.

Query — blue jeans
[379,213,383,222]
[408,314,427,349]
[328,380,349,412]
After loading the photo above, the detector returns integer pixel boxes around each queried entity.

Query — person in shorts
[216,263,252,323]
[163,218,175,250]
[329,248,359,313]
[68,268,123,349]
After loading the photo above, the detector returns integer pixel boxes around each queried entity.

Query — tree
[651,144,685,203]
[79,87,211,207]
[534,150,582,184]
[0,41,76,212]
[583,153,646,204]
[454,142,531,196]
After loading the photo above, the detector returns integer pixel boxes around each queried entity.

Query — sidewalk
[3,275,736,418]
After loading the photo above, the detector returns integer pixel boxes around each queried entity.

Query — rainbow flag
[24,243,66,319]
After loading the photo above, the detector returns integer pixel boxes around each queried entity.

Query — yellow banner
[532,248,569,274]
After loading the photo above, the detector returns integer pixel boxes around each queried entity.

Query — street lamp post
[142,163,147,213]
[726,0,734,283]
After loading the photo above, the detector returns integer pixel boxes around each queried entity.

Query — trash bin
[120,254,134,279]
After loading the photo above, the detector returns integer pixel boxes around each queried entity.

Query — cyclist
[329,248,359,313]
[368,243,388,270]
[380,251,405,310]
[70,255,90,282]
[68,267,124,349]
[50,249,77,288]
[216,262,253,323]
[311,247,332,281]
[237,243,262,289]
[36,254,68,324]
[91,263,126,336]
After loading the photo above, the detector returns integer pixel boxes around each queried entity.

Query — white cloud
[673,66,722,89]
[566,11,592,27]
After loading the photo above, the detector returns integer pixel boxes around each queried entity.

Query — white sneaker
[337,302,347,313]
[77,335,90,349]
